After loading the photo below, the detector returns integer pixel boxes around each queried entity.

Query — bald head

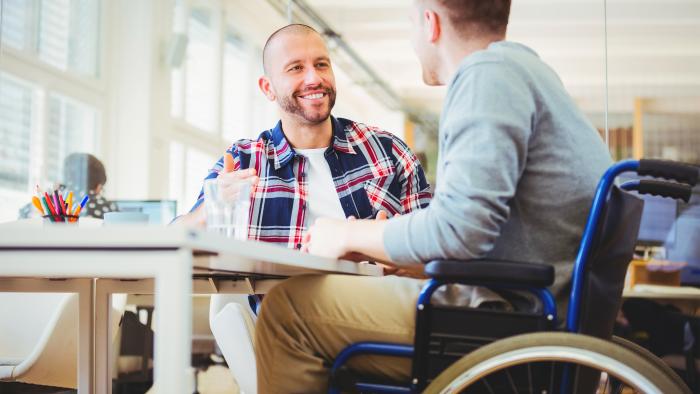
[257,23,337,126]
[262,24,321,75]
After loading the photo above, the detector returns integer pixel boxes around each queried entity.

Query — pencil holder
[42,214,80,224]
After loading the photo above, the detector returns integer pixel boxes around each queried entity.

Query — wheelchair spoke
[548,361,555,394]
[481,377,495,394]
[505,367,520,394]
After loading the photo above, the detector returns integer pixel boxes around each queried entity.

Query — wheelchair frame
[328,159,698,394]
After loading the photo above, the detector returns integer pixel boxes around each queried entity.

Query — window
[168,141,216,214]
[184,8,218,132]
[45,93,99,183]
[0,0,102,221]
[0,0,30,51]
[170,2,276,139]
[0,73,34,193]
[221,31,252,142]
[171,6,220,133]
[167,2,277,212]
[2,0,101,78]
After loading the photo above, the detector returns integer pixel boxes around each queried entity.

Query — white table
[0,225,382,393]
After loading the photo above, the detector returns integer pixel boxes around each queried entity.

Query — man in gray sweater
[255,0,613,391]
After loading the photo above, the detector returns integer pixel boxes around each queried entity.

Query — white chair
[0,292,127,389]
[209,294,257,394]
[0,293,78,388]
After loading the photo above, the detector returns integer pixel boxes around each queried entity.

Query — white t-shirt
[295,147,346,227]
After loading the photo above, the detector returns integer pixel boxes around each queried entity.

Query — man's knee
[259,274,323,321]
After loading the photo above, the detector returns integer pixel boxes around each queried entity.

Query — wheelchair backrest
[575,186,643,339]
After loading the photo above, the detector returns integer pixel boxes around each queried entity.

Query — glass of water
[203,178,251,240]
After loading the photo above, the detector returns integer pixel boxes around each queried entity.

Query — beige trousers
[255,274,426,393]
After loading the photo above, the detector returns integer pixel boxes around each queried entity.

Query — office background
[0,0,698,223]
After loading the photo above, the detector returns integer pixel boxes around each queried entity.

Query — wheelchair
[329,159,699,393]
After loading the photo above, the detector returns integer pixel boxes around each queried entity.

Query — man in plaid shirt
[178,24,431,247]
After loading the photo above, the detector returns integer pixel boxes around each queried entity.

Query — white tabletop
[0,224,383,277]
[623,284,700,300]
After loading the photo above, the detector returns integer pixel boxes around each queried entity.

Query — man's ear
[258,76,276,101]
[424,9,441,44]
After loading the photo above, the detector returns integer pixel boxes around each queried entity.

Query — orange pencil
[32,196,45,215]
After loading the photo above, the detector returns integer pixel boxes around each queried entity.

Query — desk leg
[95,280,112,394]
[152,249,193,393]
[77,279,95,394]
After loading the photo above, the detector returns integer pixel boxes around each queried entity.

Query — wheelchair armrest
[425,259,555,288]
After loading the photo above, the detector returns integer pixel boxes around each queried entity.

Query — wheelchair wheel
[424,332,688,394]
[611,335,691,393]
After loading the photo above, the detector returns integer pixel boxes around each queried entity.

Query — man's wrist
[342,221,357,255]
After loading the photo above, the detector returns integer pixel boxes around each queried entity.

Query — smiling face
[259,29,337,125]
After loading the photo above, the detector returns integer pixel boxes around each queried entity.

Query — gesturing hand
[218,153,259,202]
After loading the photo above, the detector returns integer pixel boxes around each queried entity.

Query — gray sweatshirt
[384,41,613,298]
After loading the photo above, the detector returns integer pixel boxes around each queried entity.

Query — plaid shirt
[191,116,431,249]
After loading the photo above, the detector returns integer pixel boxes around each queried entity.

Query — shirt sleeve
[383,61,535,264]
[391,135,432,214]
[188,144,241,212]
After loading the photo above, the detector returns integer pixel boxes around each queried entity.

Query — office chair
[209,294,258,394]
[0,293,77,389]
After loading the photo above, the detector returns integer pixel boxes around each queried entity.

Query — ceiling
[304,0,700,116]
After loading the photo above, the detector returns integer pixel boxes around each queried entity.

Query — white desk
[0,225,381,393]
[623,284,700,315]
[624,284,700,300]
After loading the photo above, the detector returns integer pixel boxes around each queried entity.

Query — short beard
[278,85,336,124]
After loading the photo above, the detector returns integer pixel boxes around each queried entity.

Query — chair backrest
[209,299,257,394]
[0,293,66,362]
[575,186,644,339]
[0,293,77,388]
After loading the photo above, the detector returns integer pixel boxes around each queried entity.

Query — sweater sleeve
[383,61,536,264]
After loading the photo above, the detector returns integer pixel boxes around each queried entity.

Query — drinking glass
[202,178,251,240]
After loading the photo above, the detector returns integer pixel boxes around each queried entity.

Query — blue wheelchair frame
[328,159,698,394]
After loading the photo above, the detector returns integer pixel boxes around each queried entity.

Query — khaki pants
[255,274,425,393]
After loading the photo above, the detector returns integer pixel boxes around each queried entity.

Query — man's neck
[438,35,505,85]
[280,115,333,149]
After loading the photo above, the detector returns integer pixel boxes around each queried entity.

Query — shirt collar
[270,116,356,170]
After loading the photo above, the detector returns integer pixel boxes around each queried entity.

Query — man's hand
[172,152,258,228]
[217,153,259,202]
[303,217,350,259]
[302,211,393,259]
[303,210,396,267]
